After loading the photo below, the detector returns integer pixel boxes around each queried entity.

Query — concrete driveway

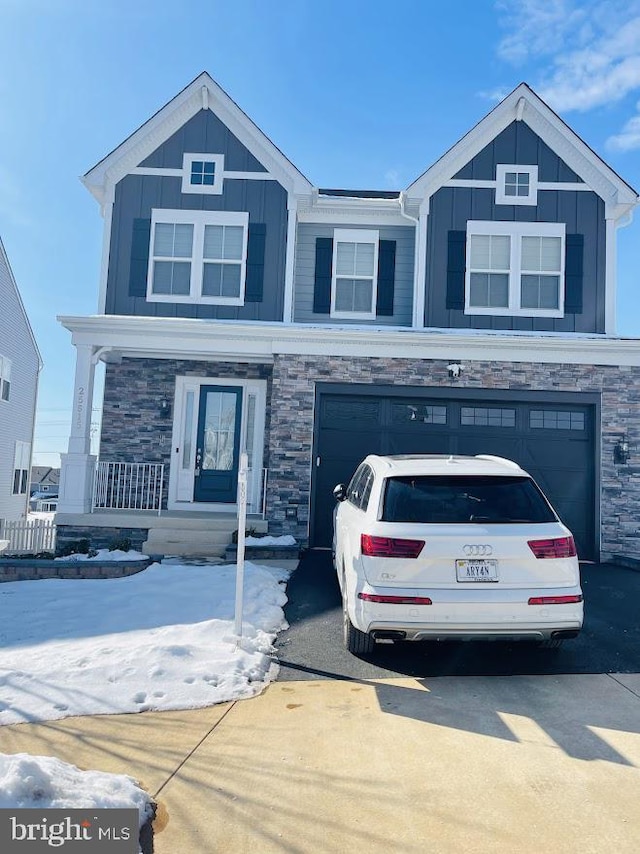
[275,552,640,680]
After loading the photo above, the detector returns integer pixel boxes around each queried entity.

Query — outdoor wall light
[614,435,630,465]
[159,397,171,418]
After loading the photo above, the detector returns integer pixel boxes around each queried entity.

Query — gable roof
[0,236,42,368]
[82,72,313,205]
[406,83,639,220]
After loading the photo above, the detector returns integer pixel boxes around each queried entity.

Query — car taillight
[527,536,577,559]
[361,534,424,558]
[528,594,583,605]
[358,592,432,605]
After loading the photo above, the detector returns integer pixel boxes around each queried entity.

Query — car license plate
[456,559,498,582]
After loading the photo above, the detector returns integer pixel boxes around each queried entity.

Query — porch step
[142,518,267,559]
[143,530,230,558]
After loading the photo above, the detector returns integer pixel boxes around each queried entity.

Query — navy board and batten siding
[426,120,605,333]
[105,109,288,320]
[293,224,415,325]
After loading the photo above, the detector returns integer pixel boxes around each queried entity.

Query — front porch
[55,509,268,559]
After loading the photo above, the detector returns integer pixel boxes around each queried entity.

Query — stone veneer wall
[100,358,273,508]
[266,354,640,558]
[56,525,150,553]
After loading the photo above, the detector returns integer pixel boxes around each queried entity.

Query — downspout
[398,192,422,328]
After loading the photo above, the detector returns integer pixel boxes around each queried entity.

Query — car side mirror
[333,483,347,502]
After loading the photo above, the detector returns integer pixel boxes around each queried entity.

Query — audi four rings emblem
[463,544,493,556]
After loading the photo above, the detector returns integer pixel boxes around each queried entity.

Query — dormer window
[495,165,538,206]
[181,153,224,195]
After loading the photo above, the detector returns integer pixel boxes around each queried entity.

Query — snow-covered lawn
[0,560,290,726]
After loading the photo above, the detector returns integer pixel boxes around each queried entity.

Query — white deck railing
[92,462,165,515]
[0,519,57,554]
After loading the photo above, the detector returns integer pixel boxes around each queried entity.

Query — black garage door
[311,388,597,559]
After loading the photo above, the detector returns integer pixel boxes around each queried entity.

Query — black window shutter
[376,240,396,316]
[446,230,466,310]
[129,218,151,297]
[564,233,583,314]
[245,222,266,302]
[313,237,333,314]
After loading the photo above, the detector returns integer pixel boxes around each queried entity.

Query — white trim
[283,198,297,323]
[495,165,538,206]
[147,209,249,305]
[330,228,379,321]
[405,83,638,218]
[181,153,224,195]
[58,313,640,368]
[413,199,429,328]
[97,198,114,314]
[605,217,617,335]
[465,220,565,318]
[130,166,277,182]
[168,376,266,513]
[444,179,593,192]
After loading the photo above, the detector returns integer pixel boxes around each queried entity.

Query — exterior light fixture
[614,435,630,465]
[159,397,171,418]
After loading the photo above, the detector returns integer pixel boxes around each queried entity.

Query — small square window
[182,153,224,195]
[496,165,538,206]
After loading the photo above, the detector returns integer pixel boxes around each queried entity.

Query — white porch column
[57,344,98,514]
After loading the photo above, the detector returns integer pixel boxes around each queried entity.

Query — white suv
[333,454,583,656]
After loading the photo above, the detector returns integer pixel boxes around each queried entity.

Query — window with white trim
[465,221,565,317]
[13,441,30,495]
[0,356,11,402]
[147,209,248,305]
[495,165,538,206]
[181,153,224,195]
[331,229,379,319]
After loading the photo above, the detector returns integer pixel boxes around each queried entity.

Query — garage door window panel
[530,410,585,431]
[461,407,516,427]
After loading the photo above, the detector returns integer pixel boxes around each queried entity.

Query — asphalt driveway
[275,551,640,680]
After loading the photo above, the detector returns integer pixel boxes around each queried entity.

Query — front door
[194,385,243,503]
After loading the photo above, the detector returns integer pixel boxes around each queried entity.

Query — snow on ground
[54,548,149,562]
[0,753,154,853]
[0,561,290,726]
[0,752,153,821]
[244,534,297,546]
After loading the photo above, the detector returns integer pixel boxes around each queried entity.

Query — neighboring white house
[0,236,42,524]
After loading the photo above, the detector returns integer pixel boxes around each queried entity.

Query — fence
[92,462,165,514]
[0,519,57,554]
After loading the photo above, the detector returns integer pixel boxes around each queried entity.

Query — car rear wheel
[343,597,375,656]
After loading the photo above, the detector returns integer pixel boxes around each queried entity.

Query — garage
[311,385,598,559]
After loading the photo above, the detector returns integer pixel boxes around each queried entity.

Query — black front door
[194,385,243,503]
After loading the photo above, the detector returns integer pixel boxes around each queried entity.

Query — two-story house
[56,72,640,562]
[0,236,42,527]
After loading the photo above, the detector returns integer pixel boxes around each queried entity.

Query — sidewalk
[1,674,640,853]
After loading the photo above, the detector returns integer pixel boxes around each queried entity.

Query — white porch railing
[91,462,266,517]
[0,519,57,554]
[92,462,165,515]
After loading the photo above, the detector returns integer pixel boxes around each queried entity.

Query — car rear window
[381,475,557,524]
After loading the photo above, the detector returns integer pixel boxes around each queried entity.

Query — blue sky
[1,0,640,466]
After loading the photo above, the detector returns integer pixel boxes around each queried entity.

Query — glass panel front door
[194,385,243,503]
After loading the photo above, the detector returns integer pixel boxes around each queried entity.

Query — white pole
[234,452,249,637]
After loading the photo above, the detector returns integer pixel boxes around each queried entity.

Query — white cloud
[607,102,640,150]
[496,0,640,149]
[496,0,588,65]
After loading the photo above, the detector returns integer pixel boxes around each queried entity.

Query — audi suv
[333,454,583,655]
